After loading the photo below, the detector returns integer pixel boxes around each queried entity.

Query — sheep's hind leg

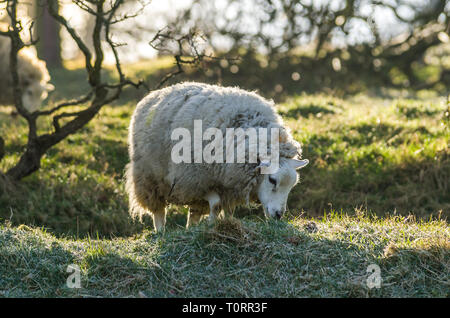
[204,192,221,223]
[152,207,166,232]
[223,208,234,219]
[186,204,207,228]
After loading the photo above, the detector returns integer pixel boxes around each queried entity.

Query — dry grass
[0,214,448,297]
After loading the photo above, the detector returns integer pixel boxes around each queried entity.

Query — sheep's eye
[268,177,277,186]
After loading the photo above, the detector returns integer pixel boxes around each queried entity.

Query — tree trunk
[35,0,62,68]
[0,137,4,162]
[6,141,43,180]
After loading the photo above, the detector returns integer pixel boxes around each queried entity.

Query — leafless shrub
[0,0,214,181]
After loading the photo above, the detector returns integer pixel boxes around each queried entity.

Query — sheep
[125,82,309,232]
[0,29,54,113]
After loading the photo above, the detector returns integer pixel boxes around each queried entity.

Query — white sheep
[125,82,309,232]
[0,31,54,113]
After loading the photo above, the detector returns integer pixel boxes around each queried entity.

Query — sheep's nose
[275,211,282,219]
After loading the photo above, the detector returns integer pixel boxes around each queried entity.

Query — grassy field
[0,60,449,297]
[0,215,448,297]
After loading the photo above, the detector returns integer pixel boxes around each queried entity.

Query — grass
[280,94,449,218]
[0,215,448,297]
[0,58,449,297]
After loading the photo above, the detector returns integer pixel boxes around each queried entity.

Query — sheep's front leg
[152,207,166,232]
[204,192,221,223]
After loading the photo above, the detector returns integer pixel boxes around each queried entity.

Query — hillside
[0,215,448,297]
[1,73,448,236]
[0,63,448,298]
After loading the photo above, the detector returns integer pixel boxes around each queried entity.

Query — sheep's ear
[289,159,309,170]
[279,128,288,143]
[255,161,270,174]
[45,83,55,92]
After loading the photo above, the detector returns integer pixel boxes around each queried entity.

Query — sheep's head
[256,157,308,219]
[21,80,54,113]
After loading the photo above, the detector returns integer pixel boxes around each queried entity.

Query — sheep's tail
[124,162,146,222]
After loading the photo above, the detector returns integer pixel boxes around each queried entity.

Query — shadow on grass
[303,123,444,154]
[0,173,193,239]
[0,176,148,238]
[396,102,443,119]
[288,148,450,218]
[73,220,385,297]
[344,123,404,146]
[89,137,129,178]
[341,123,445,148]
[279,104,335,119]
[81,251,163,297]
[0,227,76,297]
[1,217,448,297]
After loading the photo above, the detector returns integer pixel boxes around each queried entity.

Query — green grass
[0,215,448,297]
[0,59,449,297]
[0,67,448,236]
[280,94,449,218]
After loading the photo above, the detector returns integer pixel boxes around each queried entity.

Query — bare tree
[161,0,449,88]
[0,0,229,182]
[149,26,239,88]
[0,0,145,181]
